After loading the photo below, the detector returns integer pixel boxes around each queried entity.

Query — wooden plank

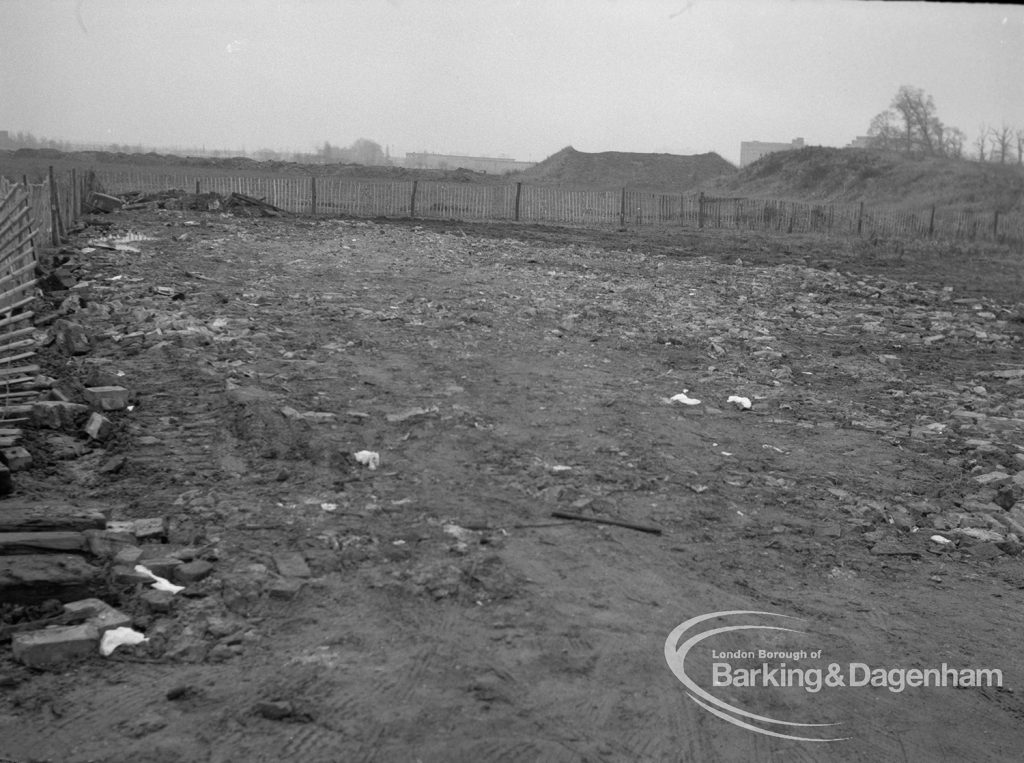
[0,554,101,604]
[0,364,40,378]
[0,503,107,533]
[0,532,86,554]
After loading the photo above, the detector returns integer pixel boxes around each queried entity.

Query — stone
[53,319,91,355]
[46,434,89,460]
[995,484,1023,511]
[63,598,132,633]
[133,517,169,541]
[111,564,154,586]
[165,635,210,663]
[254,700,294,720]
[1,447,32,471]
[82,386,130,411]
[273,551,311,579]
[174,560,214,584]
[32,401,90,430]
[83,412,113,441]
[973,471,1011,486]
[141,557,183,579]
[268,578,303,599]
[141,589,176,614]
[0,531,85,554]
[98,454,127,474]
[83,529,136,558]
[43,267,77,292]
[0,554,101,604]
[208,643,243,662]
[12,624,100,668]
[964,542,1005,560]
[113,546,144,566]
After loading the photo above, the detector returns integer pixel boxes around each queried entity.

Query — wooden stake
[410,180,418,218]
[514,182,522,222]
[551,511,662,536]
[47,166,60,246]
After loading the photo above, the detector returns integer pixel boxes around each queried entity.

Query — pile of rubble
[88,189,287,217]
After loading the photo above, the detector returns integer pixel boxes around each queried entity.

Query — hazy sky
[2,0,1022,164]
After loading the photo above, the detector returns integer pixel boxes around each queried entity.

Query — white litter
[929,535,952,545]
[100,626,149,657]
[727,395,752,410]
[668,391,701,406]
[134,565,185,594]
[353,450,380,470]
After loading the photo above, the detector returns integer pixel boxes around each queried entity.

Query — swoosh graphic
[665,610,848,741]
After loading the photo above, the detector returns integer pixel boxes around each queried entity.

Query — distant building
[739,137,805,168]
[404,152,535,174]
[845,135,873,149]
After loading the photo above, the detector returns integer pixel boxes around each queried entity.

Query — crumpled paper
[100,626,149,656]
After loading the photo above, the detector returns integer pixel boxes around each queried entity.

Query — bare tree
[975,125,988,162]
[942,126,967,159]
[989,124,1013,164]
[1017,129,1024,166]
[868,85,952,157]
[867,110,902,151]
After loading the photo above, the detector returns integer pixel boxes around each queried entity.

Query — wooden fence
[34,168,1016,248]
[0,178,45,424]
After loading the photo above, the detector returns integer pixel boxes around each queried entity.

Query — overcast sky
[1,0,1022,164]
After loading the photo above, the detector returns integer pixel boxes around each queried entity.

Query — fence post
[513,182,521,222]
[928,206,935,237]
[856,201,864,236]
[698,192,705,229]
[619,187,626,228]
[47,166,62,246]
[310,176,318,216]
[70,168,78,222]
[21,175,28,188]
[194,180,200,195]
[993,210,1000,241]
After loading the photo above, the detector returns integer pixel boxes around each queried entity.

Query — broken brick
[83,529,137,558]
[141,589,175,614]
[12,624,100,668]
[63,598,132,633]
[83,412,113,441]
[173,560,213,584]
[32,401,90,430]
[273,551,311,579]
[82,386,130,411]
[1,447,32,471]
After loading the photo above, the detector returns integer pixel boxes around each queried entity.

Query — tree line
[868,85,1022,165]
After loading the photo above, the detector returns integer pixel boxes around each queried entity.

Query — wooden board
[0,554,101,604]
[0,531,86,554]
[0,502,108,533]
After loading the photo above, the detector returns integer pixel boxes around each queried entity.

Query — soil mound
[515,146,736,192]
[703,146,1024,213]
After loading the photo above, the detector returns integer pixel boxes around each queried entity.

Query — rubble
[12,623,100,668]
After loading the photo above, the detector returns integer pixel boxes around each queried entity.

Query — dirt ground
[3,209,1024,762]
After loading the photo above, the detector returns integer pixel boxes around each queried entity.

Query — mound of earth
[703,146,1024,213]
[514,146,736,192]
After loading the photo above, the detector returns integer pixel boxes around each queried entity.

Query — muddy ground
[2,209,1024,762]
